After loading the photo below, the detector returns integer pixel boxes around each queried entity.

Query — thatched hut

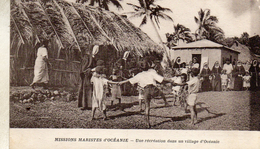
[231,41,260,63]
[10,0,163,87]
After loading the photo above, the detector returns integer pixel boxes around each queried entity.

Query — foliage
[126,0,173,67]
[76,0,123,11]
[194,9,224,43]
[166,23,193,48]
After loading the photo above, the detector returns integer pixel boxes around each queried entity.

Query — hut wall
[10,57,81,87]
[221,48,239,66]
[170,48,221,69]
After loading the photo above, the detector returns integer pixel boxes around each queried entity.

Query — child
[173,68,200,125]
[171,75,182,106]
[243,71,251,91]
[119,60,173,128]
[221,69,228,91]
[91,66,117,120]
[109,68,122,106]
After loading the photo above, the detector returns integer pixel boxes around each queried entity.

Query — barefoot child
[171,75,182,106]
[173,68,200,125]
[243,71,251,91]
[91,66,117,120]
[221,69,228,91]
[118,60,173,128]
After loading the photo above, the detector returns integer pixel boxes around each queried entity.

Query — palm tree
[76,0,122,11]
[166,23,192,47]
[194,9,224,43]
[126,0,173,66]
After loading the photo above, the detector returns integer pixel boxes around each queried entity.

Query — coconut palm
[76,0,122,11]
[126,0,173,66]
[194,9,224,42]
[166,23,193,47]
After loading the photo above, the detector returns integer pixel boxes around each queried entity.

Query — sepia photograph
[5,0,260,148]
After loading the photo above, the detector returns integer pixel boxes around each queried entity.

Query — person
[172,56,182,69]
[30,40,50,89]
[211,61,222,91]
[249,60,259,91]
[171,74,182,106]
[191,57,200,69]
[243,71,251,91]
[109,68,122,106]
[223,58,233,91]
[180,62,188,75]
[78,48,93,110]
[243,60,251,72]
[221,69,229,91]
[233,61,246,91]
[200,62,212,92]
[118,59,173,128]
[173,68,200,125]
[90,66,117,120]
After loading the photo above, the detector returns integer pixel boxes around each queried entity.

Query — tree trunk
[149,18,172,67]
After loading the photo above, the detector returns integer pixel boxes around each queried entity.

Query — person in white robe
[30,40,50,89]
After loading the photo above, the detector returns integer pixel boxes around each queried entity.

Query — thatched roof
[10,0,163,59]
[231,41,260,63]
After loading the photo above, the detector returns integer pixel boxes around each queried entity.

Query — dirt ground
[10,86,260,130]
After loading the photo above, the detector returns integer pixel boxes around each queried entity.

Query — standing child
[171,75,182,106]
[109,68,122,106]
[221,69,228,91]
[243,71,251,91]
[173,68,200,125]
[91,66,117,120]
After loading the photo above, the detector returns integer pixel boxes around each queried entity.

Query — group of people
[172,57,260,92]
[79,58,200,127]
[30,40,259,128]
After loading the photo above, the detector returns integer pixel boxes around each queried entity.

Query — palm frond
[140,15,147,27]
[109,0,123,10]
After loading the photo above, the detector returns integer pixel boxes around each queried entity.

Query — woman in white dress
[30,40,50,89]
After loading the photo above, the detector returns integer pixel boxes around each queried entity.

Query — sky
[66,0,260,44]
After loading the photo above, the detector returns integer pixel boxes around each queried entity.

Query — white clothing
[129,69,164,88]
[223,64,233,74]
[180,68,188,74]
[187,94,197,106]
[221,74,228,86]
[171,76,181,94]
[186,77,200,106]
[91,73,108,111]
[186,77,200,94]
[192,63,200,69]
[243,75,251,88]
[32,47,49,84]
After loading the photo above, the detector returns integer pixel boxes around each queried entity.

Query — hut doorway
[192,54,201,65]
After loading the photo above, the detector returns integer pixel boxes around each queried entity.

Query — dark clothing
[78,54,93,109]
[143,84,165,100]
[200,68,212,91]
[233,65,245,91]
[249,65,260,91]
[211,66,222,91]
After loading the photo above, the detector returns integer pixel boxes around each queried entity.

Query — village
[9,0,260,130]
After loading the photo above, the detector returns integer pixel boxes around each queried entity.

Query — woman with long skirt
[200,62,212,92]
[249,60,260,91]
[211,61,222,91]
[233,61,246,91]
